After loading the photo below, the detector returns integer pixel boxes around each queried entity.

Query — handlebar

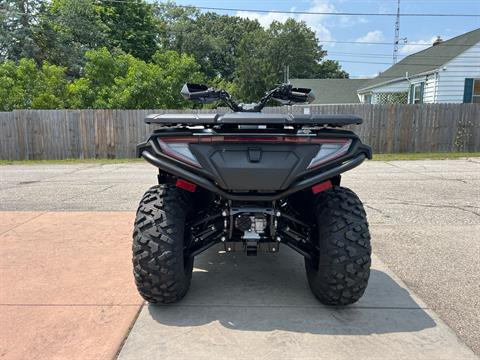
[181,83,314,113]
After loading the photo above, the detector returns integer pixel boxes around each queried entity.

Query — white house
[357,28,480,104]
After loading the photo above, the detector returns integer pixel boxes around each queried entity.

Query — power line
[326,52,480,59]
[328,59,480,66]
[158,27,480,48]
[3,8,477,49]
[156,26,480,47]
[256,0,479,2]
[90,0,480,17]
[317,39,480,47]
[170,4,479,18]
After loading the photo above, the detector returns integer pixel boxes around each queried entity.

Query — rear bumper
[137,128,371,201]
[140,145,368,201]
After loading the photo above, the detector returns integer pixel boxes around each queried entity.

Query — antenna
[393,0,401,64]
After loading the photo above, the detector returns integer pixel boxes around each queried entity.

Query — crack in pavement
[385,161,469,183]
[382,197,480,217]
[58,185,117,205]
[467,158,480,165]
[0,164,105,191]
[0,212,49,236]
[364,204,392,218]
[6,163,122,188]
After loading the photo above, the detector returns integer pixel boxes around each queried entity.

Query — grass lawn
[0,153,479,165]
[0,158,143,166]
[372,152,480,161]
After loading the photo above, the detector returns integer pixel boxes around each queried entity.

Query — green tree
[233,30,276,102]
[0,0,45,61]
[267,19,327,80]
[312,60,349,79]
[97,0,158,61]
[156,2,261,81]
[234,18,349,101]
[68,48,203,109]
[150,50,204,108]
[1,2,349,110]
[154,1,199,50]
[67,47,124,108]
[0,58,68,110]
[37,0,158,76]
[0,59,36,110]
[37,0,106,76]
[31,62,69,108]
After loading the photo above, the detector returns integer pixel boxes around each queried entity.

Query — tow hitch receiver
[237,213,266,256]
[245,239,258,256]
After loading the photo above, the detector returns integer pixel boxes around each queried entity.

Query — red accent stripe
[159,136,349,144]
[311,180,332,194]
[176,179,197,192]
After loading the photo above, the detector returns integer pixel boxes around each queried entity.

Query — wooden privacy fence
[0,104,479,160]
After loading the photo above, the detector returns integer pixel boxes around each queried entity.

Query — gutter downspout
[405,72,412,104]
[434,71,439,103]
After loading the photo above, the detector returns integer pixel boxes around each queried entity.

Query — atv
[133,83,372,306]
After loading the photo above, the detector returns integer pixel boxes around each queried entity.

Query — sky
[173,0,480,78]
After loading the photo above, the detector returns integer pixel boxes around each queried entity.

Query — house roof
[291,78,367,104]
[358,27,480,92]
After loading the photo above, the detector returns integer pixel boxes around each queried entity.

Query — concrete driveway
[0,158,479,359]
[119,247,475,360]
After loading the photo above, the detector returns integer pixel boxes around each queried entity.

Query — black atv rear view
[133,83,372,306]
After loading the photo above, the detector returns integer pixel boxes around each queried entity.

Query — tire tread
[132,185,192,304]
[306,186,371,305]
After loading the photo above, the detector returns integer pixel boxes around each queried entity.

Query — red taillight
[307,139,352,169]
[312,180,332,194]
[157,138,202,167]
[176,179,197,192]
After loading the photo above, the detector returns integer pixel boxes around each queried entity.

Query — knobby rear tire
[132,184,193,304]
[305,186,371,306]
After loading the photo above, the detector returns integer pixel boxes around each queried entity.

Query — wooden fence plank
[0,104,479,160]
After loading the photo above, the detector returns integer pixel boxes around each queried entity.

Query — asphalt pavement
[1,158,479,356]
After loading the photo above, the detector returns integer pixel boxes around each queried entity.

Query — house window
[463,78,480,103]
[364,94,372,104]
[410,82,424,104]
[473,79,480,103]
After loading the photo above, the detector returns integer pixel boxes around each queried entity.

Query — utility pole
[393,0,401,64]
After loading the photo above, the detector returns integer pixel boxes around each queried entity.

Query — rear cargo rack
[145,113,362,127]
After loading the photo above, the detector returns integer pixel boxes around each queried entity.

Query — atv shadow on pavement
[147,245,436,335]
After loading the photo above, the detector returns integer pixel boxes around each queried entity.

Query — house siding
[358,40,480,104]
[405,73,438,104]
[435,42,480,103]
[422,73,437,103]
